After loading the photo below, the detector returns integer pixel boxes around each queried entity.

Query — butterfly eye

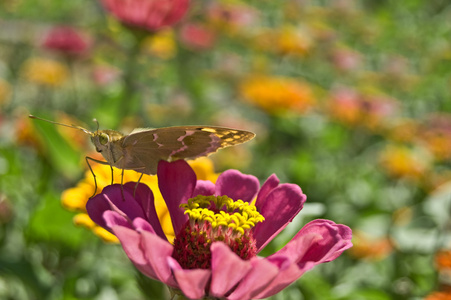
[99,133,109,145]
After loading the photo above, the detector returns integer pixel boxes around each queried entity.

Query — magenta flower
[87,160,352,299]
[42,26,90,56]
[100,0,190,32]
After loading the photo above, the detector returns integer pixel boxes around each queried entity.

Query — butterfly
[29,115,255,195]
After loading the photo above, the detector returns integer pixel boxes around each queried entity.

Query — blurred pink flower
[331,47,362,71]
[42,26,90,56]
[91,65,121,86]
[179,22,216,50]
[207,2,259,32]
[100,0,190,32]
[87,160,352,299]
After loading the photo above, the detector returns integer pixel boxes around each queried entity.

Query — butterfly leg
[133,173,144,197]
[85,156,111,198]
[110,165,114,185]
[120,168,125,201]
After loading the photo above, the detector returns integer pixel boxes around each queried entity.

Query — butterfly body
[30,115,255,196]
[91,126,255,175]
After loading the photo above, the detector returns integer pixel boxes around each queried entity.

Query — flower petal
[193,180,215,196]
[86,184,148,230]
[253,183,307,251]
[255,174,280,207]
[227,257,279,300]
[157,160,196,235]
[209,242,253,298]
[140,230,177,287]
[112,225,158,280]
[293,219,353,266]
[103,211,131,229]
[255,220,353,298]
[168,257,211,300]
[254,255,309,299]
[124,182,166,240]
[215,170,259,202]
[132,217,156,234]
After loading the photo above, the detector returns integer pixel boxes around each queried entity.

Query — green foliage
[1,0,450,299]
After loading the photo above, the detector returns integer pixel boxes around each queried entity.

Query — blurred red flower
[42,26,90,56]
[100,0,190,32]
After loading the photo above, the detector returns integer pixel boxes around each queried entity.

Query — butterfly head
[91,129,125,153]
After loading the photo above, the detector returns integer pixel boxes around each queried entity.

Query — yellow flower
[240,75,315,115]
[61,157,219,243]
[379,145,430,181]
[22,58,69,87]
[141,30,176,59]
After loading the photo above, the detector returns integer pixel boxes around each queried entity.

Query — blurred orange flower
[436,250,451,271]
[348,231,393,261]
[418,114,451,161]
[0,79,11,107]
[22,58,69,87]
[240,75,315,115]
[425,290,451,300]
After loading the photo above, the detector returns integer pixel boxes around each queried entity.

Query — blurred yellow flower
[0,79,11,106]
[379,145,430,181]
[61,157,220,243]
[275,26,313,57]
[253,27,313,57]
[348,231,393,261]
[22,58,69,87]
[142,30,176,59]
[240,75,315,115]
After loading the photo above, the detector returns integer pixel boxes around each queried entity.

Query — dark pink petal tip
[215,169,260,202]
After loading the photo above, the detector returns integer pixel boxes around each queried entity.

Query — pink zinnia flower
[87,160,352,299]
[42,26,90,56]
[100,0,190,32]
[179,22,216,51]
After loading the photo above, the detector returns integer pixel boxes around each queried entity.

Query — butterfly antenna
[29,115,92,135]
[93,118,100,133]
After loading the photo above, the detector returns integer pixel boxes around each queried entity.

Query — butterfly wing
[120,126,255,175]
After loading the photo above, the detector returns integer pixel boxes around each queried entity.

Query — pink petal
[193,180,215,196]
[132,217,156,235]
[253,257,307,299]
[112,225,159,280]
[294,219,353,266]
[157,160,196,235]
[227,257,279,300]
[255,174,279,207]
[86,184,148,230]
[103,211,132,229]
[140,230,178,287]
[168,257,211,299]
[215,170,259,202]
[255,221,352,298]
[209,242,253,298]
[253,184,307,252]
[124,182,166,239]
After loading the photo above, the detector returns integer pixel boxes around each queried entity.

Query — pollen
[173,195,264,269]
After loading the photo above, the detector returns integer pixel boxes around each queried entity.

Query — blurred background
[1,0,451,299]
